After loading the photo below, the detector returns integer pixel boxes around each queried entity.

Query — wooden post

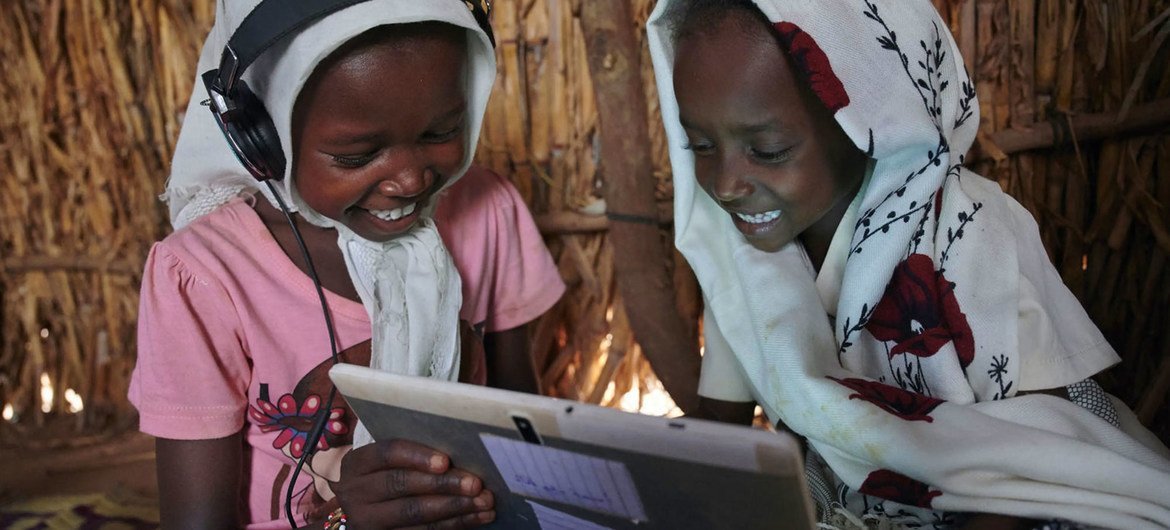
[579,0,700,413]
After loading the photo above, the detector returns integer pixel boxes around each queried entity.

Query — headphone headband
[214,0,374,95]
[209,0,495,96]
[202,0,495,181]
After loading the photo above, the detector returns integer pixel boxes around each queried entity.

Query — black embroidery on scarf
[837,303,876,365]
[938,201,984,273]
[886,341,932,396]
[907,199,933,255]
[854,198,933,256]
[956,72,977,129]
[840,2,980,364]
[988,354,1013,400]
[865,1,930,125]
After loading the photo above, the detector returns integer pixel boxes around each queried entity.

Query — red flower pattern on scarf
[774,22,850,113]
[828,376,944,422]
[867,254,975,368]
[859,469,942,508]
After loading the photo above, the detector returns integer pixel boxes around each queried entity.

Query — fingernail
[478,510,495,522]
[474,492,490,509]
[429,454,445,471]
[461,476,477,495]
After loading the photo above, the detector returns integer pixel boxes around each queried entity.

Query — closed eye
[750,146,793,164]
[328,151,377,168]
[421,124,462,144]
[682,141,715,156]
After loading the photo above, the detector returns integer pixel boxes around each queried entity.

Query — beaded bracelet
[323,507,347,530]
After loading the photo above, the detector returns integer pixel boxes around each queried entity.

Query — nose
[376,148,434,198]
[705,153,754,204]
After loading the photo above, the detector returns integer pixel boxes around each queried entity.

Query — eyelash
[682,143,793,164]
[330,153,376,168]
[422,124,462,143]
[328,124,463,168]
[750,147,793,164]
[682,142,714,155]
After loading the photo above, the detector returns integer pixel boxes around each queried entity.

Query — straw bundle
[475,0,699,413]
[0,0,214,444]
[1,0,1167,448]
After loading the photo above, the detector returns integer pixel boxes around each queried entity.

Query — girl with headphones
[129,1,564,528]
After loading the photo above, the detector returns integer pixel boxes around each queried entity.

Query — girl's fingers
[342,439,450,477]
[399,510,497,530]
[338,467,483,504]
[346,490,495,529]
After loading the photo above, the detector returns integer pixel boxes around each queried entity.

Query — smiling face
[672,11,867,254]
[292,23,467,242]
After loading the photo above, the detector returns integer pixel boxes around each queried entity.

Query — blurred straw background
[1,0,1167,452]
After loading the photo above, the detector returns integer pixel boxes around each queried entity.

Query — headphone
[202,0,495,182]
[199,1,494,526]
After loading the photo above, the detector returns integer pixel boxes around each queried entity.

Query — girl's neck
[800,176,865,274]
[252,197,362,303]
[804,161,870,272]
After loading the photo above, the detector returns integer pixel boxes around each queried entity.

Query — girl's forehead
[300,28,467,103]
[303,43,465,113]
[672,19,804,121]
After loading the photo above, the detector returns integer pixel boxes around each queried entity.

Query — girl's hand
[335,439,496,529]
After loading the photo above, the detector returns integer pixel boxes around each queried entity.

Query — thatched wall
[1,0,1167,447]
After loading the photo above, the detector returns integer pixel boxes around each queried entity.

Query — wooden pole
[972,98,1170,162]
[1,257,139,275]
[534,202,673,234]
[579,0,700,413]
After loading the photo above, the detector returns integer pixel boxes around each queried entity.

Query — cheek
[293,165,350,214]
[433,142,467,174]
[691,159,720,196]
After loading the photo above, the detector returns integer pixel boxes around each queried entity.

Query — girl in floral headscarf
[647,1,1170,528]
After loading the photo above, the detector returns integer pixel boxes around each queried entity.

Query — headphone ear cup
[223,80,288,181]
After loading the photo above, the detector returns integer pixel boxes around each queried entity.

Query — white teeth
[735,209,782,224]
[369,202,417,221]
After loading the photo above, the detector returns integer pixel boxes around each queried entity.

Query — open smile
[730,208,783,236]
[355,199,425,238]
[367,202,417,222]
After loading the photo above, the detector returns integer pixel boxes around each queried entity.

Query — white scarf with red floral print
[648,1,1170,528]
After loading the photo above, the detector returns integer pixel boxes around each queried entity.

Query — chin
[358,227,415,243]
[745,237,788,253]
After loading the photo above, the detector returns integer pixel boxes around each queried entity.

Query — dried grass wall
[1,0,1167,447]
[1,1,216,442]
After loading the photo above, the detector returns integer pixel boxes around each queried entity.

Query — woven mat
[0,489,158,530]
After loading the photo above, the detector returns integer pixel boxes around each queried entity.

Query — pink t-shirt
[129,166,564,528]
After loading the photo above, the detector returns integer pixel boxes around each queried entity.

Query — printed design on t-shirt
[249,388,349,458]
[858,469,942,509]
[253,341,370,522]
[827,376,944,422]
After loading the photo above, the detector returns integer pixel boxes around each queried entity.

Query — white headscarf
[648,1,1170,528]
[166,0,496,446]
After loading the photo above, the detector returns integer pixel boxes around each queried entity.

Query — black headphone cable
[263,181,343,529]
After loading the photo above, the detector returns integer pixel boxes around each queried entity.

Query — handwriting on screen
[480,434,648,522]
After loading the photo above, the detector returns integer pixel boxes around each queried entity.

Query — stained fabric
[647,1,1170,527]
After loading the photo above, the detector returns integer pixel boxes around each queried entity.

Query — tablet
[330,363,815,529]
